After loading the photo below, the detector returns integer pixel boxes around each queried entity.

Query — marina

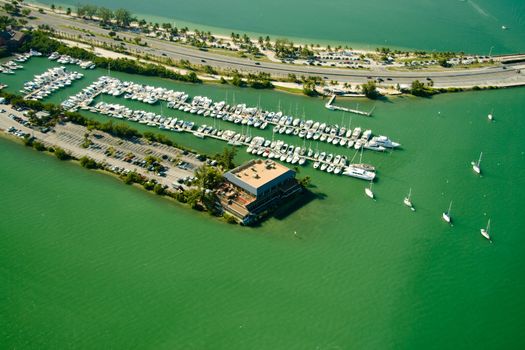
[1,1,524,349]
[40,69,401,181]
[23,66,84,100]
[84,99,377,181]
[1,50,523,350]
[61,76,398,152]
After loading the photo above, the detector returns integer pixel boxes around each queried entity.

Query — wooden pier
[324,95,374,117]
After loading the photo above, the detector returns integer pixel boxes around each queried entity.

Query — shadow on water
[248,188,327,227]
[273,189,326,221]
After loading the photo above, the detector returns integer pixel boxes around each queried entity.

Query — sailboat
[365,181,374,199]
[487,109,494,121]
[480,219,492,242]
[442,201,452,223]
[472,152,482,174]
[404,188,415,211]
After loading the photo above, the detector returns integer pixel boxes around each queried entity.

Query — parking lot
[0,105,205,189]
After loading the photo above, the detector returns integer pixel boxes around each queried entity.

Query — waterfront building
[219,159,302,224]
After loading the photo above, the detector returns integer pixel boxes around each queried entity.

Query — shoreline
[25,0,524,56]
[0,108,244,225]
[6,1,525,95]
[0,131,238,224]
[25,0,417,55]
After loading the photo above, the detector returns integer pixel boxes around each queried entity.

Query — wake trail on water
[467,0,497,21]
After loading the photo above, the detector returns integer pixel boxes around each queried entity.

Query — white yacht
[442,201,452,223]
[343,165,376,181]
[404,188,415,211]
[472,152,482,174]
[480,219,492,242]
[370,135,400,148]
[365,181,374,199]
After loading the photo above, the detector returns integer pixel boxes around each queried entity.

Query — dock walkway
[324,95,373,117]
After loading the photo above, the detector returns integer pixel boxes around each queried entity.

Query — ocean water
[1,59,525,348]
[31,0,525,54]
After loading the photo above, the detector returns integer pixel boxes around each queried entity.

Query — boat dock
[325,95,374,117]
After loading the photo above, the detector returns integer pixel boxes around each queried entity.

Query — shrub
[79,156,98,169]
[54,147,70,160]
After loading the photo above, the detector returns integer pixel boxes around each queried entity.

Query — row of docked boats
[0,60,23,74]
[87,101,196,131]
[95,77,399,150]
[48,52,96,69]
[88,102,195,132]
[0,49,42,74]
[246,137,376,180]
[22,67,83,101]
[61,76,115,110]
[171,98,397,150]
[78,94,376,180]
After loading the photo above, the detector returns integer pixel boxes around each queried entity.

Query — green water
[32,0,525,54]
[2,59,525,349]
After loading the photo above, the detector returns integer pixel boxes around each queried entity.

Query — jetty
[324,95,374,117]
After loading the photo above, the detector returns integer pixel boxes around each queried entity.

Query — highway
[26,6,525,88]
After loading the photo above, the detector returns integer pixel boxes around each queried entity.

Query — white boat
[343,165,376,181]
[488,111,494,121]
[480,219,492,242]
[442,201,452,223]
[371,135,400,148]
[404,188,415,211]
[472,152,482,174]
[365,181,374,199]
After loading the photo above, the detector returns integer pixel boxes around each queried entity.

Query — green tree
[54,147,70,160]
[299,176,311,187]
[231,73,245,87]
[409,80,437,97]
[214,147,237,170]
[185,188,202,209]
[153,183,165,195]
[97,7,113,24]
[195,165,223,191]
[360,81,379,99]
[114,8,133,27]
[79,156,98,169]
[84,5,98,19]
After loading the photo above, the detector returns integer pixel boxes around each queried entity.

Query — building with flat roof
[224,159,296,197]
[219,159,302,224]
